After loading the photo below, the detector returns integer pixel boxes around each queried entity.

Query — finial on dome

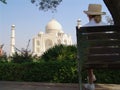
[11,24,15,28]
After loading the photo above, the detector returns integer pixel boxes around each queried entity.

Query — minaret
[10,25,15,56]
[77,19,82,29]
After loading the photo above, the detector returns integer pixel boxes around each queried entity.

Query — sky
[0,0,112,55]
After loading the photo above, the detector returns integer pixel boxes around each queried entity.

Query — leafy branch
[31,0,62,12]
[0,0,7,4]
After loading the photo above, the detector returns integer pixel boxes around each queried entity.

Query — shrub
[10,51,33,63]
[0,61,78,83]
[0,62,120,84]
[0,52,8,63]
[41,44,77,62]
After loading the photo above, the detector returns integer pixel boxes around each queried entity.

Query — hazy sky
[0,0,111,55]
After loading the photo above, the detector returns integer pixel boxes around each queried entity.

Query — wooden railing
[76,25,120,69]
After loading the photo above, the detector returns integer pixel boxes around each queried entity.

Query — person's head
[87,15,101,23]
[84,4,106,23]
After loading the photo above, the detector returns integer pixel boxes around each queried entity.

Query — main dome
[45,19,63,33]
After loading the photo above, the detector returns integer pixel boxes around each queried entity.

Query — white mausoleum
[32,19,73,56]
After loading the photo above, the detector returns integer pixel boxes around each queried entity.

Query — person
[83,4,107,90]
[84,4,106,27]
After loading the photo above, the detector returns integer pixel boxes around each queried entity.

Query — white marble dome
[33,18,73,56]
[45,19,63,33]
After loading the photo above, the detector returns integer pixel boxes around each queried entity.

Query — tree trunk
[103,0,120,25]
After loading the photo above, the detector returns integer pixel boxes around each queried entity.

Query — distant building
[32,19,72,56]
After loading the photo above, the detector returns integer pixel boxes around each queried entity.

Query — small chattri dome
[38,32,44,36]
[38,32,44,35]
[45,19,63,33]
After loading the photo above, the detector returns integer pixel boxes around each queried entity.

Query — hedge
[0,61,78,83]
[0,61,120,84]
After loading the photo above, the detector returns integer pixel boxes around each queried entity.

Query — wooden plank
[78,25,120,33]
[87,40,120,47]
[86,60,120,65]
[85,63,120,69]
[87,54,120,63]
[84,33,120,40]
[89,47,120,54]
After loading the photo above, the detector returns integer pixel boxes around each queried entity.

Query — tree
[0,0,7,4]
[10,40,34,63]
[10,49,33,63]
[31,0,62,12]
[0,52,8,63]
[1,0,62,12]
[40,44,77,62]
[105,15,114,25]
[104,0,120,25]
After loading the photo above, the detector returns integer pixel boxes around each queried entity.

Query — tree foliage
[0,0,7,4]
[10,49,33,63]
[0,52,8,63]
[105,15,114,25]
[31,0,62,12]
[1,0,62,12]
[41,44,77,62]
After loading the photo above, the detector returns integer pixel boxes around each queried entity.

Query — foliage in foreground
[41,44,77,62]
[10,51,33,63]
[0,52,8,63]
[0,61,120,84]
[0,61,78,83]
[0,44,120,84]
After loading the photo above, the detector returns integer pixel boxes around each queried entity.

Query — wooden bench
[76,25,120,69]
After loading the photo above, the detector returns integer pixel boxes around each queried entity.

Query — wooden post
[76,26,89,90]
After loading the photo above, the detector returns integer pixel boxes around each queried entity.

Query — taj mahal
[8,18,73,56]
[32,18,73,56]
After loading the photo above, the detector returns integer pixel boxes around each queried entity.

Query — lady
[83,4,107,90]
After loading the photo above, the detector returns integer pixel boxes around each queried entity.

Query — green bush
[0,52,8,63]
[94,69,120,84]
[1,44,120,83]
[41,44,77,62]
[0,62,120,83]
[0,61,78,83]
[81,69,120,84]
[10,51,33,63]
